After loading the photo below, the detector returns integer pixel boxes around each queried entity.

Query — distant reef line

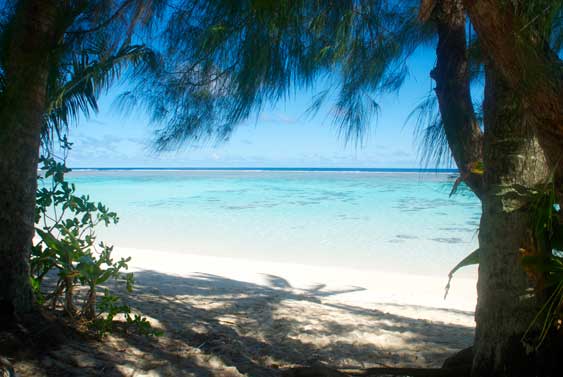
[65,167,459,173]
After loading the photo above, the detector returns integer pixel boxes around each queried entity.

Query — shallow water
[67,170,481,277]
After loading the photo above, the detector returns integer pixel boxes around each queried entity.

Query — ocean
[66,168,481,277]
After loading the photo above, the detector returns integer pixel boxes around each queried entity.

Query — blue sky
[66,47,443,168]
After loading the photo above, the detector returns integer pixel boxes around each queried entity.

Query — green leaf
[444,248,480,299]
[36,228,61,251]
[34,155,136,323]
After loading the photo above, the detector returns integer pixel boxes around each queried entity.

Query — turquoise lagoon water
[67,169,481,277]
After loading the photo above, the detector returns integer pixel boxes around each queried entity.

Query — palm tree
[127,1,562,375]
[43,40,157,146]
[0,0,160,322]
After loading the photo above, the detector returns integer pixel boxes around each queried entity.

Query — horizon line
[67,166,458,172]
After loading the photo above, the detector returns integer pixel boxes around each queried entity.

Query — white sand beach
[101,247,477,374]
[117,247,478,318]
[16,246,478,376]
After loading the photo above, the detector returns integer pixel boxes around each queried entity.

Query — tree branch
[430,0,484,198]
[463,0,563,179]
[65,0,134,35]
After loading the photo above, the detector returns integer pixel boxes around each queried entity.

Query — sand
[114,247,476,372]
[14,247,477,376]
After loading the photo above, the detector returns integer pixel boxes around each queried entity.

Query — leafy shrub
[32,155,159,337]
[93,289,161,337]
[520,181,563,349]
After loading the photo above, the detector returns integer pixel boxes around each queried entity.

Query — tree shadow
[30,269,474,376]
[108,270,472,374]
[262,274,293,289]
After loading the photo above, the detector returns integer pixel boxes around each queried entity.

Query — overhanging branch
[429,0,484,198]
[463,0,563,181]
[65,0,134,36]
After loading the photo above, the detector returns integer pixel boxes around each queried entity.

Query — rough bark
[426,2,563,374]
[463,0,563,183]
[472,67,551,376]
[431,0,483,198]
[0,1,58,320]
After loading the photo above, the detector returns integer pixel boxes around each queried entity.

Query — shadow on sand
[25,269,474,376]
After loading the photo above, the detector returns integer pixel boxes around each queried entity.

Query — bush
[32,155,159,337]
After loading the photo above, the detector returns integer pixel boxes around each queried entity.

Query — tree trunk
[63,277,77,318]
[83,287,97,320]
[471,67,551,376]
[463,0,563,187]
[431,0,483,197]
[0,1,57,321]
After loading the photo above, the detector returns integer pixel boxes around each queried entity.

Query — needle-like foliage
[1,0,560,162]
[408,94,451,168]
[132,0,561,166]
[125,0,435,150]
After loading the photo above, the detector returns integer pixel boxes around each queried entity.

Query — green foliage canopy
[123,0,435,150]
